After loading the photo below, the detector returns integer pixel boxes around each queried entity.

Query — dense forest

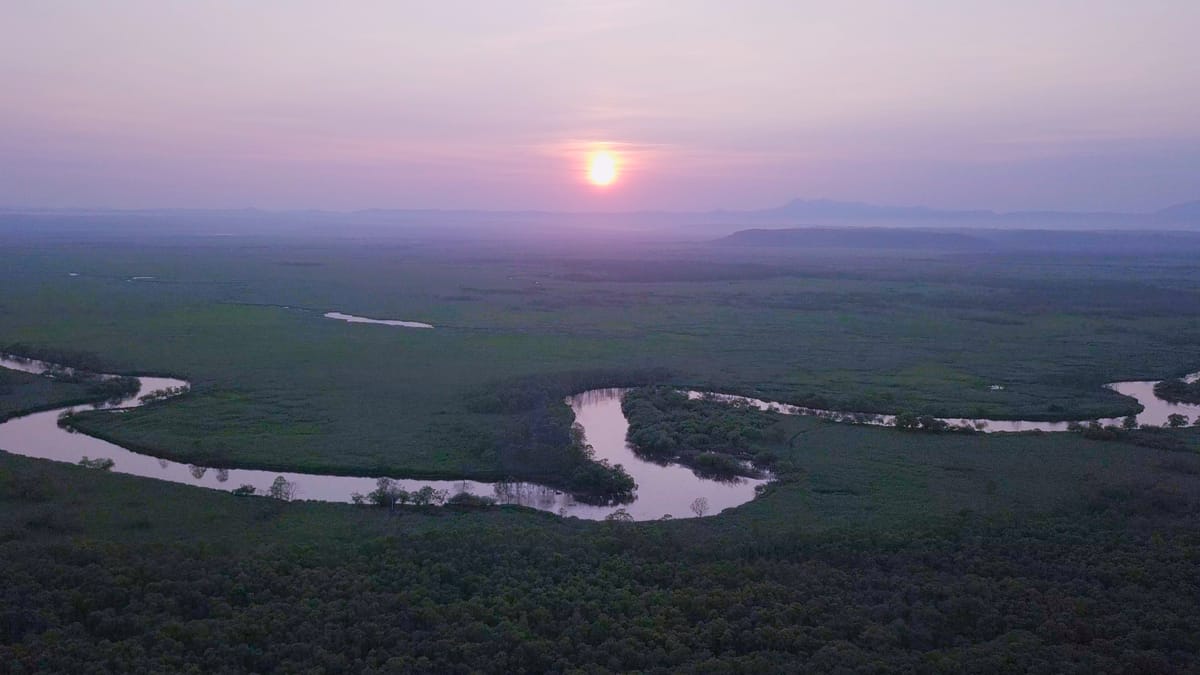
[0,359,138,423]
[0,369,90,422]
[1155,378,1200,405]
[2,449,1200,673]
[466,369,671,502]
[2,343,111,373]
[622,387,782,478]
[6,377,1200,671]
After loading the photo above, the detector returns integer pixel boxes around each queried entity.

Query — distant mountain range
[1155,200,1200,219]
[711,198,1200,228]
[714,226,1200,254]
[2,198,1198,238]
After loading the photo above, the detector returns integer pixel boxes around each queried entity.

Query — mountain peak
[759,199,993,220]
[1157,200,1200,218]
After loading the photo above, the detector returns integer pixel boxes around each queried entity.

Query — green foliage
[267,475,297,501]
[1066,421,1198,452]
[691,451,747,478]
[4,233,1200,671]
[893,411,919,430]
[410,485,448,506]
[137,385,188,404]
[77,456,115,471]
[366,477,408,508]
[0,362,137,427]
[894,412,974,433]
[5,239,1196,490]
[445,492,496,508]
[623,387,771,477]
[567,458,636,504]
[2,343,107,372]
[1,450,1200,672]
[0,369,92,422]
[1155,378,1200,404]
[83,376,140,401]
[464,368,672,414]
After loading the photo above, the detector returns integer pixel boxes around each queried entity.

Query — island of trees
[622,387,778,479]
[1155,377,1200,404]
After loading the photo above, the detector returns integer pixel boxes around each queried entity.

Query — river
[0,356,763,520]
[1,354,1196,521]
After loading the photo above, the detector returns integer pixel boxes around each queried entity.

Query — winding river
[0,357,763,520]
[0,354,1197,521]
[687,371,1200,433]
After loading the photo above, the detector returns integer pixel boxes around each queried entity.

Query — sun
[587,150,618,187]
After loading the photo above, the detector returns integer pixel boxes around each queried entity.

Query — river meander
[0,357,763,520]
[1,354,1196,521]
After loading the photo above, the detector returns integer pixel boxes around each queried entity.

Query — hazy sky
[2,1,1198,211]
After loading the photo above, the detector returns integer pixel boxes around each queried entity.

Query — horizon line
[1,197,1196,218]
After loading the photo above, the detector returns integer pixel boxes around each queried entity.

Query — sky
[2,1,1198,212]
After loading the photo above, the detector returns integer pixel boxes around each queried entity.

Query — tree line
[622,387,780,479]
[1155,377,1200,404]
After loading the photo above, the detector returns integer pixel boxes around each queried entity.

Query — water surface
[3,355,1196,521]
[686,372,1200,432]
[0,358,760,520]
[324,312,434,329]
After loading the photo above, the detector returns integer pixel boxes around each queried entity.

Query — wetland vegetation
[8,3,1200,670]
[4,233,1197,492]
[1156,377,1200,405]
[622,387,780,478]
[3,227,1200,670]
[3,410,1200,671]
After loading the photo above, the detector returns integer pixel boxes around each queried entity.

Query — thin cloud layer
[1,1,1197,211]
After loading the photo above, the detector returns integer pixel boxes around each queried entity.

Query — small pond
[324,312,434,329]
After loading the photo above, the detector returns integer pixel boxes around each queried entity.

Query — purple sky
[2,1,1198,212]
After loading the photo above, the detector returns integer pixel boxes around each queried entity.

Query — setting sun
[587,151,618,187]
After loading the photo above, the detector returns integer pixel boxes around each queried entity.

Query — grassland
[0,234,1198,485]
[4,227,1200,669]
[0,368,91,422]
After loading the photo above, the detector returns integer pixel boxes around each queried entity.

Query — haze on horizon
[2,1,1198,213]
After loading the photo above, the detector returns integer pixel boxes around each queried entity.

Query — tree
[410,485,433,506]
[917,415,949,432]
[411,485,448,506]
[447,492,496,508]
[690,497,710,518]
[368,477,406,509]
[231,484,256,496]
[893,412,919,430]
[267,476,297,501]
[1122,415,1139,430]
[605,508,633,522]
[1167,413,1189,428]
[396,487,413,506]
[1154,378,1200,404]
[568,460,637,503]
[78,456,114,470]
